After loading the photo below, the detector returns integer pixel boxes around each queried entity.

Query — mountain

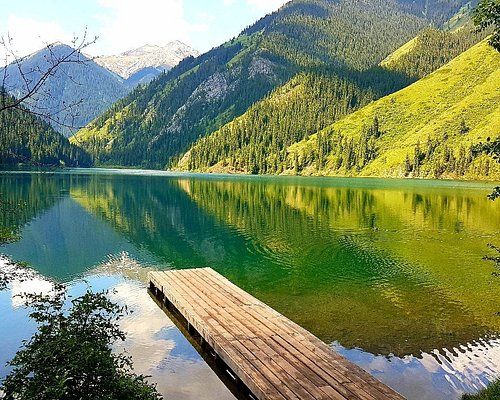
[0,90,92,167]
[443,1,477,31]
[72,0,473,169]
[179,23,486,174]
[282,40,500,180]
[123,67,167,88]
[380,24,486,79]
[178,69,404,174]
[2,43,130,137]
[395,0,478,26]
[95,41,200,86]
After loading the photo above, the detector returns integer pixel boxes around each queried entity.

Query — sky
[0,0,288,60]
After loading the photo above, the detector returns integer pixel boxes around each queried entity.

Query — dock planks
[149,268,405,400]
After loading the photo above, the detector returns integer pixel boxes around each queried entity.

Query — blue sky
[0,0,287,58]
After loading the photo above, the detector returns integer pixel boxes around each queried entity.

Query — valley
[0,1,499,399]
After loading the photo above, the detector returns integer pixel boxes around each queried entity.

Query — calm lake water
[0,169,499,399]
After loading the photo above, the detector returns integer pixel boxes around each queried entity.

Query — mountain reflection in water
[0,170,499,400]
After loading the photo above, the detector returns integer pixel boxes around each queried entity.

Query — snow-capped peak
[95,41,199,79]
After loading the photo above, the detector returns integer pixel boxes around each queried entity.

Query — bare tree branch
[0,28,98,131]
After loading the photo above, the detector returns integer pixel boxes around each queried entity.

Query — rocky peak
[95,41,200,79]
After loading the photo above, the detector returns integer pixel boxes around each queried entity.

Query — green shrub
[0,285,162,400]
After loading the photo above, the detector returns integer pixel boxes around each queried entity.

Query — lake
[0,169,499,400]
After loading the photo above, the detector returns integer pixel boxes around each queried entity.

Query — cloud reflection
[333,337,500,400]
[105,278,236,400]
[0,256,55,309]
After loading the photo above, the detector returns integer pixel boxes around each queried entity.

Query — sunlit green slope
[287,40,500,180]
[180,25,487,175]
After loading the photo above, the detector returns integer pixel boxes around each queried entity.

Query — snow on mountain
[95,41,199,80]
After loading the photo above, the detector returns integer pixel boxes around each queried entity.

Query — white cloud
[246,0,288,13]
[92,0,206,56]
[0,0,289,61]
[0,15,73,62]
[0,256,55,309]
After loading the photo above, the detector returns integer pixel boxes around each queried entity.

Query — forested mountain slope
[178,70,403,174]
[2,44,130,137]
[180,23,486,174]
[380,24,486,79]
[0,91,92,167]
[72,0,472,169]
[284,40,499,180]
[396,0,478,25]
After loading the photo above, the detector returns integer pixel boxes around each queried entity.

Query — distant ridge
[1,43,130,137]
[95,41,199,85]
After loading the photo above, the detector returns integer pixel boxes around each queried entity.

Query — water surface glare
[0,169,499,399]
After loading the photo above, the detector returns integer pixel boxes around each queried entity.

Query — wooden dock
[149,268,405,400]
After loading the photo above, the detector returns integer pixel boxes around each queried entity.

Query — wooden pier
[149,268,405,400]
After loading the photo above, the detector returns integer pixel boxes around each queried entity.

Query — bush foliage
[0,285,162,400]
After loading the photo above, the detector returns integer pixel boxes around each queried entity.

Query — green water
[1,169,499,399]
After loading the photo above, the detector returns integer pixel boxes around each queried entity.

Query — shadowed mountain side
[0,92,92,167]
[2,44,130,137]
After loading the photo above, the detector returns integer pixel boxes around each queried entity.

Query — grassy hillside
[180,25,486,175]
[287,40,500,180]
[72,0,471,169]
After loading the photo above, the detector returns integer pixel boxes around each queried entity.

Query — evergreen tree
[473,0,500,51]
[0,90,92,167]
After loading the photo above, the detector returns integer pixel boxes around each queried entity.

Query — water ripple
[333,336,500,400]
